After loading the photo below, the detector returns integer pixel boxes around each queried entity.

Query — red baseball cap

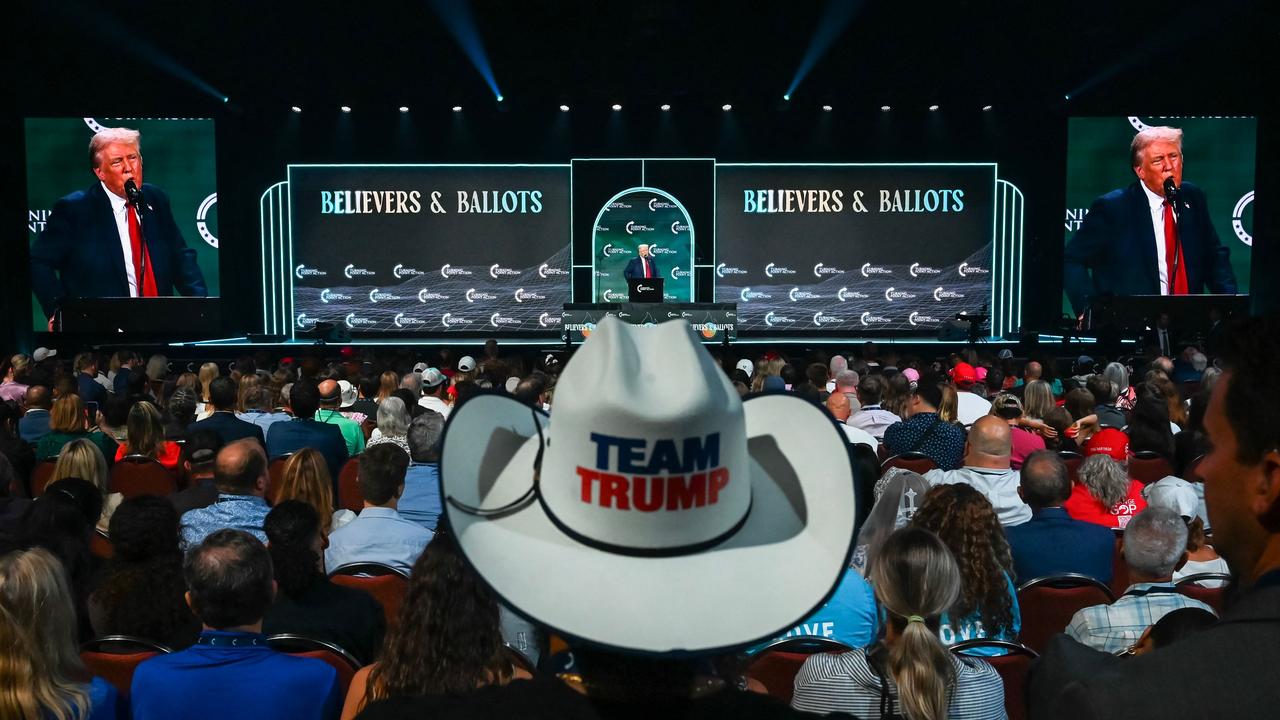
[951,362,977,387]
[1085,428,1130,462]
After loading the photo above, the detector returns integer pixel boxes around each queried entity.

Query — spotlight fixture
[612,104,623,111]
[880,105,891,112]
[822,104,833,112]
[1064,94,1071,100]
[559,104,570,112]
[497,95,504,102]
[452,105,463,112]
[660,104,671,111]
[290,106,302,113]
[982,105,993,111]
[783,94,791,101]
[222,97,230,103]
[928,104,939,111]
[340,105,352,113]
[399,106,409,113]
[722,104,732,111]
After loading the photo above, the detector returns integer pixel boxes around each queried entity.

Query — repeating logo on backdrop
[670,266,692,281]
[764,312,795,328]
[958,262,988,277]
[490,313,522,328]
[344,313,377,329]
[909,312,942,326]
[884,287,917,302]
[393,313,425,328]
[514,288,546,303]
[670,221,691,234]
[716,263,747,278]
[789,287,820,302]
[538,263,569,278]
[344,264,374,278]
[625,221,654,235]
[440,264,473,278]
[296,313,318,329]
[295,264,326,279]
[601,243,632,259]
[648,198,676,211]
[861,263,891,277]
[417,289,449,302]
[812,312,844,326]
[319,289,351,304]
[933,287,965,301]
[368,289,402,303]
[765,263,796,278]
[909,263,940,278]
[195,193,218,248]
[603,289,628,302]
[648,243,677,255]
[393,264,425,278]
[813,263,845,278]
[1233,191,1254,247]
[837,287,870,302]
[441,313,472,328]
[538,312,561,328]
[490,264,520,279]
[860,312,891,326]
[739,288,773,302]
[465,289,497,303]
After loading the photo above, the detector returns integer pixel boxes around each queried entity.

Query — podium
[562,303,736,344]
[627,277,664,302]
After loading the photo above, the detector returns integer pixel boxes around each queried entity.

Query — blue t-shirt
[399,462,443,532]
[939,572,1021,656]
[86,676,119,719]
[751,568,879,651]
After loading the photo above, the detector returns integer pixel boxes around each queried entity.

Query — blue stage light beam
[783,0,865,101]
[429,0,504,101]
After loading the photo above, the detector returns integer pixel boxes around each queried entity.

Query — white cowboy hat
[440,316,856,655]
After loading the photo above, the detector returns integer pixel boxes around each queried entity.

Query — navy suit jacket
[623,256,660,280]
[1005,507,1116,584]
[187,412,266,448]
[30,181,208,319]
[1064,181,1236,316]
[266,419,350,487]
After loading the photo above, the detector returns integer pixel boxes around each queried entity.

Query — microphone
[1162,177,1184,292]
[124,179,145,217]
[1162,177,1181,211]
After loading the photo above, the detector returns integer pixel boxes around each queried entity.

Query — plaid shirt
[1065,582,1215,653]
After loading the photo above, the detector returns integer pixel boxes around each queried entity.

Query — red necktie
[127,204,158,297]
[1163,201,1188,295]
[643,257,651,279]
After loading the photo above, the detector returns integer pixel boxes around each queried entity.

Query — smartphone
[85,400,100,418]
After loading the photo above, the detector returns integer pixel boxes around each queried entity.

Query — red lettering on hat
[709,468,730,504]
[667,473,707,510]
[632,475,666,512]
[599,472,631,510]
[577,466,600,503]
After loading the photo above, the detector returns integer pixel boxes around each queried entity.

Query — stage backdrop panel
[715,164,999,335]
[591,187,695,302]
[287,165,570,337]
[25,117,220,331]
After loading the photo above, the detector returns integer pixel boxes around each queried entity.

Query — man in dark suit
[265,379,349,486]
[1064,126,1236,318]
[1029,316,1280,718]
[188,377,265,447]
[622,244,660,280]
[1006,450,1116,583]
[30,127,207,330]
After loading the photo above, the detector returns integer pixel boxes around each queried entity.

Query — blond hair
[198,363,220,402]
[0,548,91,720]
[276,449,336,534]
[1130,126,1183,168]
[88,127,141,169]
[52,439,110,495]
[124,401,165,459]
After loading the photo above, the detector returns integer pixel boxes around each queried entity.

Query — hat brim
[439,391,856,656]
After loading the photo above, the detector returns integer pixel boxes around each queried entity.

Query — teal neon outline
[589,186,696,302]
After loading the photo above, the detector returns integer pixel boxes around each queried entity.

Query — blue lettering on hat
[589,432,721,474]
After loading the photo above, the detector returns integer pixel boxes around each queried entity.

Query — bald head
[24,384,51,410]
[317,379,341,408]
[1024,361,1042,381]
[826,391,851,422]
[965,415,1012,469]
[214,439,268,496]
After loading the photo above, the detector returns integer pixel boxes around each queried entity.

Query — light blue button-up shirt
[180,494,270,549]
[398,463,443,532]
[324,506,433,574]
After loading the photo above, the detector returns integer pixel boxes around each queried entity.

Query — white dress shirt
[1141,182,1176,295]
[102,181,139,296]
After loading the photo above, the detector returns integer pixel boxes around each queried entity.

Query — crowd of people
[1,314,1277,719]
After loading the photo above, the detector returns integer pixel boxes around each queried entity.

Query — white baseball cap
[422,368,446,388]
[33,347,57,362]
[440,316,856,655]
[735,358,754,377]
[458,356,477,373]
[338,380,358,408]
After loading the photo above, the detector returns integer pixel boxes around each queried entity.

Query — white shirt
[102,181,139,297]
[418,394,452,419]
[1141,182,1176,295]
[839,423,879,451]
[956,391,992,426]
[926,465,1032,526]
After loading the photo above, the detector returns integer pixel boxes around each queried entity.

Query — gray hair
[1130,126,1183,169]
[89,127,141,169]
[407,410,446,463]
[1123,507,1189,578]
[279,382,293,406]
[1103,362,1129,395]
[376,397,411,438]
[1200,366,1222,393]
[1190,352,1208,372]
[145,354,169,382]
[400,372,423,397]
[1078,454,1131,509]
[835,369,859,388]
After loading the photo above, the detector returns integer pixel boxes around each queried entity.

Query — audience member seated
[367,396,411,454]
[792,527,1004,717]
[53,439,120,532]
[336,380,368,425]
[187,376,265,447]
[236,385,291,438]
[883,378,966,470]
[88,496,200,649]
[114,401,181,469]
[0,547,119,719]
[37,394,118,462]
[349,375,381,419]
[1065,507,1215,653]
[1144,479,1230,586]
[129,529,341,720]
[825,391,878,449]
[266,380,349,483]
[0,404,35,497]
[1021,379,1055,423]
[262,501,385,664]
[193,362,219,420]
[19,384,53,443]
[913,484,1022,654]
[74,352,108,407]
[848,374,901,440]
[0,353,29,403]
[416,368,452,419]
[96,395,130,445]
[1128,381,1177,460]
[164,387,198,441]
[316,379,366,458]
[852,469,934,577]
[179,439,271,548]
[169,430,224,516]
[756,564,878,652]
[400,411,445,532]
[276,448,352,534]
[1086,374,1127,429]
[951,362,993,426]
[1064,432,1148,529]
[1006,450,1116,583]
[990,393,1046,470]
[324,444,432,574]
[1103,361,1136,412]
[925,415,1031,526]
[1122,607,1217,657]
[341,532,529,719]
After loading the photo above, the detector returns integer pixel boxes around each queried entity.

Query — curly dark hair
[910,483,1016,638]
[366,532,511,702]
[93,496,198,647]
[263,500,323,599]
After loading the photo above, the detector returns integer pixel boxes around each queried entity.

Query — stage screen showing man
[25,117,219,331]
[1062,116,1254,318]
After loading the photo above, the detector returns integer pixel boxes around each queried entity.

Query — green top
[36,430,118,462]
[313,409,366,457]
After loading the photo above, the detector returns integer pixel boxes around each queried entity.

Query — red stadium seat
[1016,574,1115,654]
[337,457,363,512]
[80,636,173,697]
[110,455,177,498]
[951,640,1039,720]
[1175,573,1233,614]
[266,634,362,696]
[328,562,408,629]
[1109,531,1130,598]
[1058,450,1084,485]
[744,636,853,705]
[90,528,114,560]
[31,460,58,497]
[1129,451,1174,486]
[267,455,291,504]
[880,452,937,476]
